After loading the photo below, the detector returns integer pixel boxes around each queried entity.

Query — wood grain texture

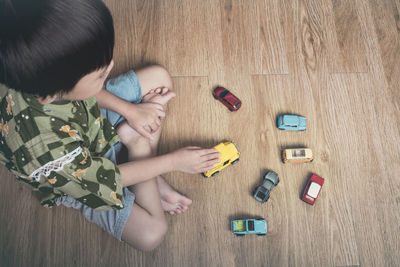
[1,0,399,266]
[257,0,290,74]
[327,0,369,73]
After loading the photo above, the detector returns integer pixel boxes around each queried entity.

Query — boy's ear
[37,94,59,104]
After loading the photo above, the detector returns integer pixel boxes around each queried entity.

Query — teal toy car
[277,114,306,131]
[231,219,267,236]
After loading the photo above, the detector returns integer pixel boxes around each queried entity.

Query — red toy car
[301,174,324,205]
[213,86,242,111]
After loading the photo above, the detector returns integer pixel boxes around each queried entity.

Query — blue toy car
[277,114,306,131]
[231,219,267,236]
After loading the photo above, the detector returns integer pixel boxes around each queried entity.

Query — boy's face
[61,60,114,101]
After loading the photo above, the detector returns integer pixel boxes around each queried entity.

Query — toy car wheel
[213,94,218,100]
[201,173,207,178]
[235,234,245,237]
[257,233,266,236]
[211,171,219,177]
[231,159,239,165]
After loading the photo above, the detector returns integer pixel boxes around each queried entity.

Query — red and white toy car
[213,86,242,112]
[301,174,324,205]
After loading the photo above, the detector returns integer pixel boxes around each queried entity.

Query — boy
[0,0,221,251]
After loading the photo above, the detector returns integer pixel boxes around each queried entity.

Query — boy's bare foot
[156,176,192,215]
[117,87,176,143]
[118,87,175,150]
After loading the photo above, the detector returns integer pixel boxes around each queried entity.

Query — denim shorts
[55,70,142,241]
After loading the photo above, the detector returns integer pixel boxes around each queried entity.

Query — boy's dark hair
[0,0,114,97]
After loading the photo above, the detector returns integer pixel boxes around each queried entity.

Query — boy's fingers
[150,123,159,132]
[203,152,221,161]
[144,125,153,133]
[200,165,215,172]
[153,103,165,111]
[201,164,216,172]
[157,109,166,118]
[200,148,219,156]
[137,126,153,140]
[161,87,168,95]
[163,91,176,102]
[208,158,221,165]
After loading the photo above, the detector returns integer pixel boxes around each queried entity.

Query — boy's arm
[95,88,131,118]
[117,153,175,187]
[117,147,221,187]
[95,88,165,139]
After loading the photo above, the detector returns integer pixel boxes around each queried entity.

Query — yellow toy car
[282,148,313,163]
[203,142,240,177]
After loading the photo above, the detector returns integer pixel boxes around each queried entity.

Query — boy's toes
[142,92,156,102]
[160,91,176,104]
[160,87,169,95]
[180,197,192,207]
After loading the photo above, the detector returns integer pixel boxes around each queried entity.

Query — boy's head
[0,0,115,101]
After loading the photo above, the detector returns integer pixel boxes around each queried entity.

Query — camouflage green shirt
[0,84,124,211]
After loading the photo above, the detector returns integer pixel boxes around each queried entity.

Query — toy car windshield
[219,90,229,97]
[308,182,321,198]
[256,190,267,200]
[248,220,255,231]
[292,149,305,157]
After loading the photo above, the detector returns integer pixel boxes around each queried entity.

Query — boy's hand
[125,103,165,139]
[171,147,221,174]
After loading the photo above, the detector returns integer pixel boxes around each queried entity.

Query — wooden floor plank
[327,0,369,73]
[366,0,400,108]
[218,0,260,75]
[157,0,211,76]
[106,0,164,73]
[257,0,289,74]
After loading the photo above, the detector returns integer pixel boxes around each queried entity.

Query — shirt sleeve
[25,136,124,211]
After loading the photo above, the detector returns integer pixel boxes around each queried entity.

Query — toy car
[231,218,267,236]
[282,148,313,163]
[277,114,306,131]
[213,86,242,111]
[203,142,240,177]
[253,171,280,203]
[302,174,324,205]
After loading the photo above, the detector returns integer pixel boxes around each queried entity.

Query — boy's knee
[149,65,173,90]
[143,220,168,251]
[127,136,153,159]
[128,219,168,251]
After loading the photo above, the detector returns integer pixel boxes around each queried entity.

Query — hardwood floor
[1,0,399,266]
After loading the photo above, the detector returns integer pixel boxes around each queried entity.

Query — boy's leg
[117,90,192,215]
[118,67,189,249]
[135,65,173,97]
[120,134,167,251]
[120,120,191,249]
[123,65,192,213]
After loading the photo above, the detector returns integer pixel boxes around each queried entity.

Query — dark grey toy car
[253,171,280,203]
